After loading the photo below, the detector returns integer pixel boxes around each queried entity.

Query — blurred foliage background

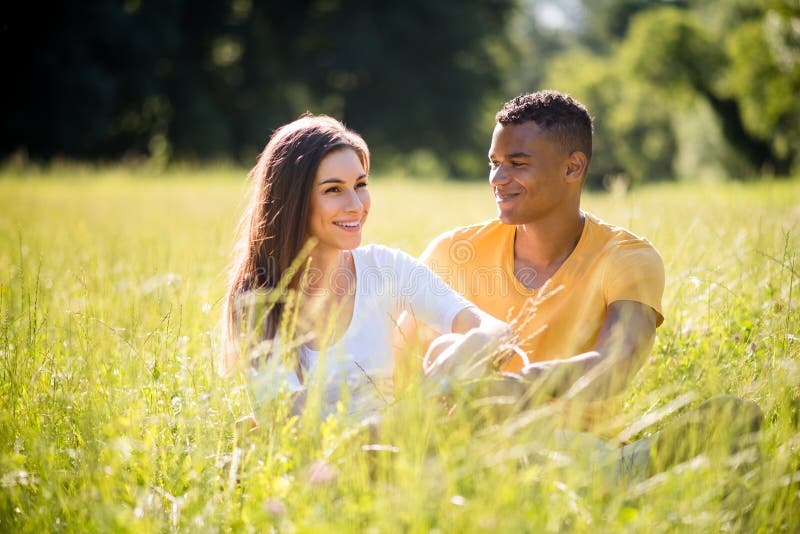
[2,0,798,185]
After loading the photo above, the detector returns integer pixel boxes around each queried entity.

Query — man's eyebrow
[488,152,533,160]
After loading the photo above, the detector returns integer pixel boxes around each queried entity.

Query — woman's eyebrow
[318,177,345,185]
[318,174,367,186]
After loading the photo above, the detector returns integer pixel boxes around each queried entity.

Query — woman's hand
[422,333,464,375]
[424,328,508,381]
[424,332,485,379]
[426,305,529,376]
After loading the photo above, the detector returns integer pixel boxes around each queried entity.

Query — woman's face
[307,148,370,253]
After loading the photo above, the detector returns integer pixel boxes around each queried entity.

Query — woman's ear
[565,151,588,184]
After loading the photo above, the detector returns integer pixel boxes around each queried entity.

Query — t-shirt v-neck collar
[505,212,589,296]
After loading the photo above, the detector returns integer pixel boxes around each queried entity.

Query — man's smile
[495,189,521,203]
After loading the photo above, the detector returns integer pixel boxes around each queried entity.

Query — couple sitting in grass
[221,91,761,477]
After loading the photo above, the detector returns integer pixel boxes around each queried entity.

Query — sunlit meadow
[1,165,798,532]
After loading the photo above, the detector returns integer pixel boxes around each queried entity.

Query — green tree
[578,0,688,52]
[545,48,677,187]
[522,0,800,182]
[1,0,515,177]
[621,4,798,175]
[281,0,515,177]
[722,13,800,174]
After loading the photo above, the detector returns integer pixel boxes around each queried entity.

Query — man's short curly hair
[496,91,593,160]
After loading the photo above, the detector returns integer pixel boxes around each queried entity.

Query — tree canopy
[2,0,513,176]
[542,0,800,185]
[2,0,798,182]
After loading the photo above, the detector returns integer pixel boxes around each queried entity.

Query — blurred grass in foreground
[1,166,799,531]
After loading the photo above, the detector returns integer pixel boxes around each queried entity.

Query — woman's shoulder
[353,243,417,268]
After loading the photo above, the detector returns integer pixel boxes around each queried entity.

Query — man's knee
[648,395,763,474]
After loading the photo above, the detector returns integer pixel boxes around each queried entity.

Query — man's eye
[511,161,526,168]
[488,161,499,169]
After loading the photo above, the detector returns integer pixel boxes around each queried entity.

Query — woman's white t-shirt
[250,244,473,415]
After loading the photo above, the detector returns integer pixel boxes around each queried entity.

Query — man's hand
[518,300,658,401]
[414,300,657,407]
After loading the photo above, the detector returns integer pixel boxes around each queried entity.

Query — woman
[222,114,512,416]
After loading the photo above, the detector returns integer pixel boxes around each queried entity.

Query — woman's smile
[333,220,363,232]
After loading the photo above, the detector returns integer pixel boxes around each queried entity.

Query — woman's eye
[325,186,341,194]
[355,181,368,189]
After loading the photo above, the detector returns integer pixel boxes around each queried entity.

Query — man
[405,91,665,433]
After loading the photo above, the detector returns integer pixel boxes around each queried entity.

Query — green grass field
[1,166,799,532]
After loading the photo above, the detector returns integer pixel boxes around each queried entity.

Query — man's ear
[565,151,588,184]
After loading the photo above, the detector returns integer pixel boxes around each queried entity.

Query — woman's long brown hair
[221,114,370,375]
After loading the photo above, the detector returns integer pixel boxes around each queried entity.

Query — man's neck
[514,209,585,277]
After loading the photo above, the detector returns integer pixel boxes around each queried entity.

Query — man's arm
[515,300,658,403]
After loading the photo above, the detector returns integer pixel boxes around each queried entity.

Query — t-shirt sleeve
[602,242,665,326]
[418,232,457,287]
[380,245,474,333]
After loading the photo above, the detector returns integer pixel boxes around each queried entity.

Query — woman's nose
[344,190,364,212]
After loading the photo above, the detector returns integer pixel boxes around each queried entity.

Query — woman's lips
[333,221,362,232]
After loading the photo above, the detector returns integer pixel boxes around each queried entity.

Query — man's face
[488,121,572,225]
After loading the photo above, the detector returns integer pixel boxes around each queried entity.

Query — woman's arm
[387,247,525,388]
[451,306,506,336]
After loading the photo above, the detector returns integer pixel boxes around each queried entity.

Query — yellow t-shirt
[420,212,664,435]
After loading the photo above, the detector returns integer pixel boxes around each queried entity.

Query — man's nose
[490,165,510,186]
